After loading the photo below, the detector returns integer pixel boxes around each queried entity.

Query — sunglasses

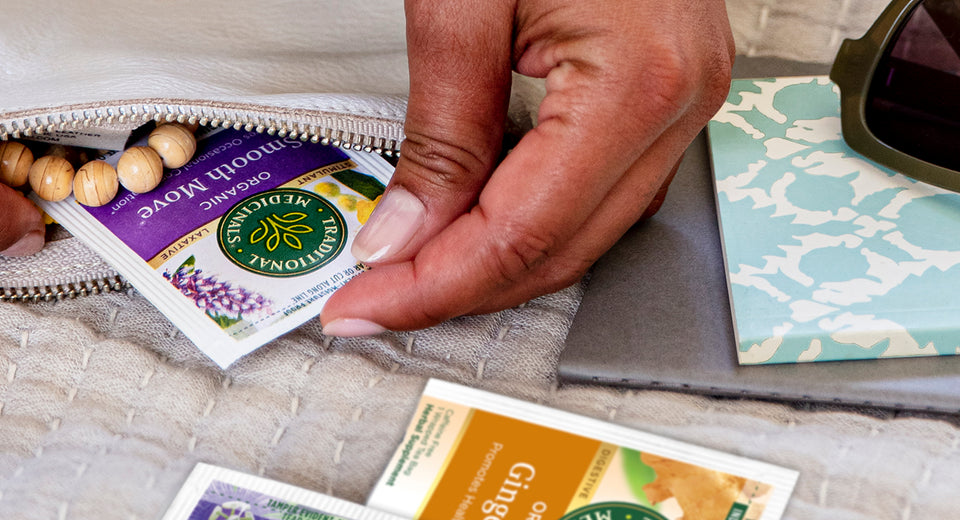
[831,0,960,191]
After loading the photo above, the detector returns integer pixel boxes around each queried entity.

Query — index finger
[320,1,733,334]
[349,0,515,264]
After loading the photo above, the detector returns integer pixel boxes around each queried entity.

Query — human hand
[0,184,45,257]
[320,0,735,336]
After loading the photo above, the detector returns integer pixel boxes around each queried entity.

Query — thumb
[0,184,45,257]
[348,0,515,264]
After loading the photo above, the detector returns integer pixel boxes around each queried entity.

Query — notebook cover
[710,74,960,365]
[558,57,960,413]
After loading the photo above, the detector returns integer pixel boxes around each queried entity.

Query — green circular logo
[218,188,346,277]
[560,503,669,520]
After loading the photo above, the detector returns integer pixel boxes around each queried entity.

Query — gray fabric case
[559,57,960,414]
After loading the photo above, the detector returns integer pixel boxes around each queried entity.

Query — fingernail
[352,186,425,263]
[322,318,388,337]
[0,230,44,257]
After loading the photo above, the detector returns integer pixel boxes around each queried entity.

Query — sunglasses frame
[831,0,960,191]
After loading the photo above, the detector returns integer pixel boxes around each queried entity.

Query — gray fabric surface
[3,286,960,520]
[5,1,960,520]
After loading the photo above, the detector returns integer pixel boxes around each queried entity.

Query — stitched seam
[256,354,318,477]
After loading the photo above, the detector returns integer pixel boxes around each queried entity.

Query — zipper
[1,276,128,303]
[0,98,406,302]
[0,99,405,155]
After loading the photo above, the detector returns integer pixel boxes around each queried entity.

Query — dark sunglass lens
[866,0,960,171]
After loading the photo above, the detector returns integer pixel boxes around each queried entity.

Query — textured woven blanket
[3,1,959,519]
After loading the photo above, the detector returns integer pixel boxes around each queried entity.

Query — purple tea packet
[161,463,402,520]
[37,127,393,367]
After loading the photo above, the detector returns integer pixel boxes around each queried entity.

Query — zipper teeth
[2,100,403,300]
[1,275,129,303]
[0,102,402,156]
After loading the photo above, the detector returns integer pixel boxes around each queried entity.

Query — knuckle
[484,219,559,284]
[635,47,698,117]
[399,131,489,194]
[545,258,593,292]
[701,48,734,116]
[623,38,734,125]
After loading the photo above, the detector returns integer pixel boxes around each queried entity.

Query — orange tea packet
[367,379,798,520]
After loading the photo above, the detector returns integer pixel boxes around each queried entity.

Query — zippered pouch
[0,95,408,300]
[161,462,404,520]
[368,379,798,520]
[34,125,394,367]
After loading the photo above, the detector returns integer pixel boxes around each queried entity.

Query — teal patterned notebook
[708,76,960,365]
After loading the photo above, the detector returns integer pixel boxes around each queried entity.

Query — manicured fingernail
[322,318,388,337]
[352,186,425,263]
[0,230,44,257]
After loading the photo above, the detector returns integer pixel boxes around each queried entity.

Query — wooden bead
[148,123,197,168]
[74,160,119,207]
[117,146,163,193]
[0,141,34,187]
[28,156,75,201]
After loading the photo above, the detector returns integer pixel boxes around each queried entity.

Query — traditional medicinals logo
[560,503,669,520]
[217,188,346,277]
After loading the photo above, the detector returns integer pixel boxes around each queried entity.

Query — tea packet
[160,462,403,520]
[368,379,798,520]
[35,127,393,367]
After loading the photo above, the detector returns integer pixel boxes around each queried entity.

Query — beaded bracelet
[0,121,198,207]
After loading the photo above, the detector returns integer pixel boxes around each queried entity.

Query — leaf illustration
[249,213,315,252]
[275,211,307,223]
[266,231,280,252]
[331,170,386,200]
[250,221,269,244]
[177,255,196,275]
[284,224,313,234]
[283,233,303,250]
[208,312,244,330]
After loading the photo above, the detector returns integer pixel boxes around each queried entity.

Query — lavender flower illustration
[163,255,272,329]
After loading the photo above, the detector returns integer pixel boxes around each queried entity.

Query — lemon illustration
[357,195,382,225]
[314,181,340,198]
[337,194,358,211]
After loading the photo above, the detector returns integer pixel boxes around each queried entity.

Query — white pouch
[368,379,798,520]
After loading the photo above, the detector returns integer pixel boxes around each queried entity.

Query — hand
[320,0,735,336]
[0,184,45,257]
